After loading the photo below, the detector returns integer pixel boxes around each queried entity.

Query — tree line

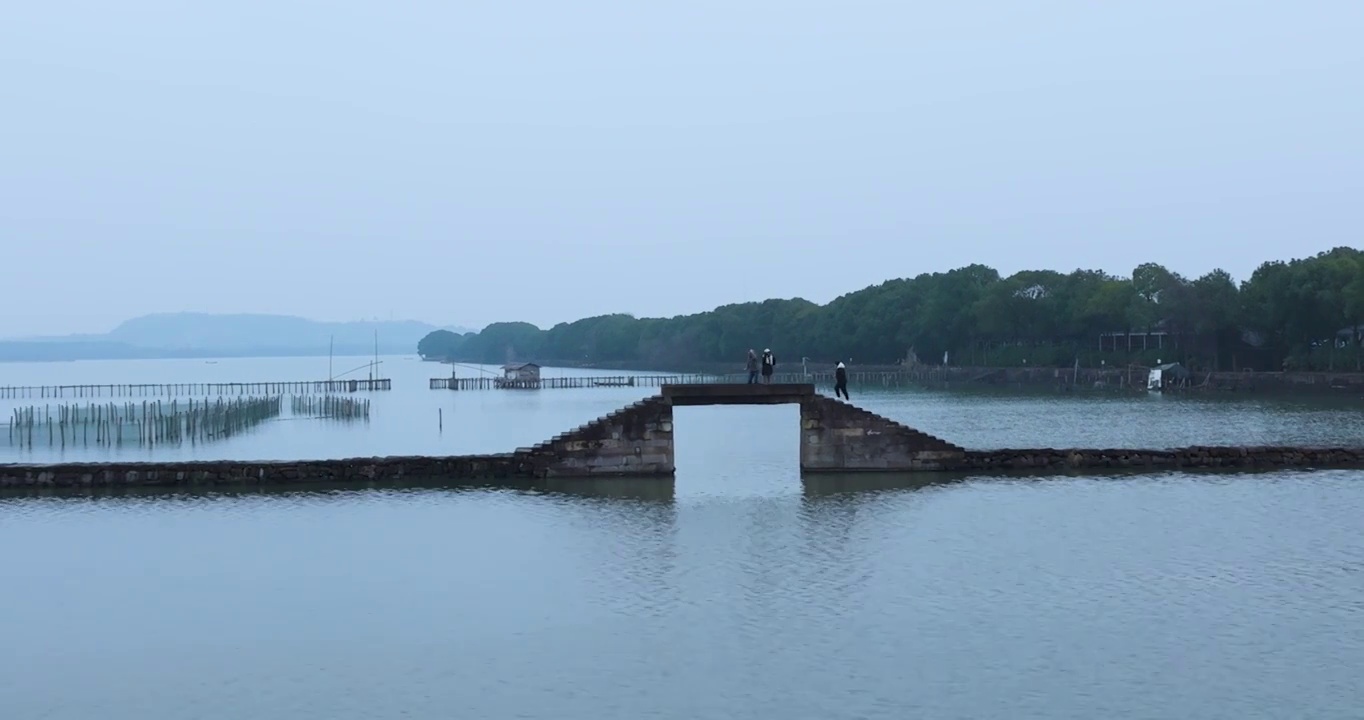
[419,247,1364,372]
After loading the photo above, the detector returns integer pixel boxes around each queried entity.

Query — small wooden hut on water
[496,362,542,388]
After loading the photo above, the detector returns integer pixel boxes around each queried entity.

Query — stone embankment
[4,445,1363,489]
[5,384,1364,489]
[799,395,966,472]
[517,395,674,477]
[0,455,531,489]
[959,446,1364,472]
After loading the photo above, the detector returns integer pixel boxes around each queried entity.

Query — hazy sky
[2,1,1361,337]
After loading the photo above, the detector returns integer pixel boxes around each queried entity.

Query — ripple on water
[1,470,1362,719]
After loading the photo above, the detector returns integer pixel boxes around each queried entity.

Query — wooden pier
[429,371,913,391]
[0,378,392,399]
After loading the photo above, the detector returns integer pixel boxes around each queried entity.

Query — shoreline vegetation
[419,248,1364,387]
[427,357,1364,395]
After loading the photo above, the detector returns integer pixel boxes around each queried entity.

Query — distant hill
[0,313,474,362]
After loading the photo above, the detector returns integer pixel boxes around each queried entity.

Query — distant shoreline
[0,347,418,363]
[429,356,1364,395]
[0,312,470,364]
[6,352,1362,396]
[423,356,909,375]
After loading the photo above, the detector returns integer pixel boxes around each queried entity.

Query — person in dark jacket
[834,361,850,399]
[760,349,775,384]
[746,349,759,384]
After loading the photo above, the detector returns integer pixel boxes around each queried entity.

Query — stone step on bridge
[514,383,965,478]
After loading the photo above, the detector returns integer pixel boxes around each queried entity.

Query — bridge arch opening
[672,403,801,489]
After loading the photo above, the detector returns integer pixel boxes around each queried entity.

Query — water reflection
[800,471,955,498]
[533,478,681,624]
[793,485,870,628]
[4,469,1364,719]
[538,476,675,502]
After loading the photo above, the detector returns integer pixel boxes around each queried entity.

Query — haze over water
[4,355,1364,461]
[5,0,1362,714]
[2,356,1364,718]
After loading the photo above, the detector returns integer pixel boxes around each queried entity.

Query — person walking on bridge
[746,349,759,384]
[761,349,775,384]
[834,361,850,399]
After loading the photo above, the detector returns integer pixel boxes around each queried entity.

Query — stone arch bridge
[516,383,964,477]
[8,384,1364,489]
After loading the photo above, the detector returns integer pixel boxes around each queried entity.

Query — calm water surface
[3,355,1364,461]
[3,357,1364,718]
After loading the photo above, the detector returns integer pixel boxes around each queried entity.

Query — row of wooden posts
[290,395,371,421]
[0,371,935,402]
[5,397,283,450]
[0,378,393,399]
[429,371,916,391]
[4,394,372,449]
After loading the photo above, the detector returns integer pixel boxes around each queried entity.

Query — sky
[2,0,1361,338]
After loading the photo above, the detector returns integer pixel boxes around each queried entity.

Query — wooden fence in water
[4,397,284,449]
[0,378,392,399]
[429,371,914,391]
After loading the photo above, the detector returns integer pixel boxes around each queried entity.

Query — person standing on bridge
[746,349,759,384]
[835,361,850,399]
[761,348,775,384]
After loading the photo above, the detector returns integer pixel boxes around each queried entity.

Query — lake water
[2,356,1364,718]
[4,354,1364,462]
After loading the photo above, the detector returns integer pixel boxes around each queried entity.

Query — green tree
[1187,269,1240,369]
[417,329,465,359]
[415,248,1364,372]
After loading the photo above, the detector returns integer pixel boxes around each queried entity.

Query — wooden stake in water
[4,396,285,450]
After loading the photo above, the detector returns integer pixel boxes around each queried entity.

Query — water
[3,357,1364,718]
[4,355,1364,461]
[0,355,675,461]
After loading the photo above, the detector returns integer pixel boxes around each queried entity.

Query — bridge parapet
[661,383,813,406]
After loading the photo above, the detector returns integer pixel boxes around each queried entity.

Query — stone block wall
[799,395,966,472]
[0,454,530,489]
[516,396,675,478]
[8,390,1364,492]
[956,446,1364,472]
